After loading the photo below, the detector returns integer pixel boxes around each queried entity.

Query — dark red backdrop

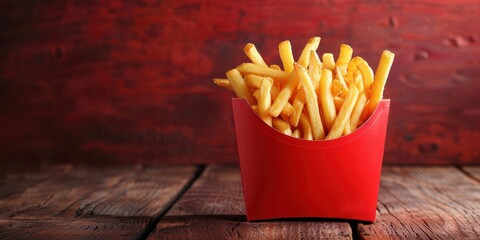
[1,0,479,164]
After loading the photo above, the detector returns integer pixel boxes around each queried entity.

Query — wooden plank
[358,167,480,239]
[0,164,73,199]
[1,1,480,164]
[0,165,198,219]
[148,165,352,240]
[462,167,480,182]
[0,217,150,240]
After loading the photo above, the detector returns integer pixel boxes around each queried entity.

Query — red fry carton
[232,98,390,222]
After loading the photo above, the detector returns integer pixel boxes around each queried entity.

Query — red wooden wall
[1,0,479,164]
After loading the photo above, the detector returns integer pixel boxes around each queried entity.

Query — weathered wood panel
[0,164,73,199]
[462,167,480,182]
[0,218,150,240]
[0,165,197,218]
[0,0,479,164]
[0,164,198,239]
[148,165,352,239]
[358,167,480,239]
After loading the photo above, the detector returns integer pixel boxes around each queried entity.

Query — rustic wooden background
[0,0,479,164]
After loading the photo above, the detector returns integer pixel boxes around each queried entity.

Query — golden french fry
[289,87,298,103]
[331,79,343,97]
[353,70,364,93]
[244,43,268,67]
[333,96,344,112]
[335,66,349,90]
[269,71,299,117]
[296,77,303,91]
[368,50,395,115]
[271,85,280,100]
[272,118,292,136]
[298,37,321,67]
[357,61,374,94]
[237,63,289,82]
[282,102,295,116]
[226,69,256,105]
[336,44,353,76]
[213,78,234,91]
[299,112,314,140]
[252,89,259,100]
[319,69,337,131]
[359,100,371,123]
[251,105,258,114]
[289,89,306,127]
[270,85,280,99]
[322,53,335,70]
[350,91,368,131]
[345,59,357,81]
[309,50,323,90]
[326,85,359,140]
[346,56,364,80]
[279,40,295,74]
[269,64,281,70]
[280,111,290,123]
[339,88,349,100]
[258,77,274,126]
[316,87,327,131]
[244,74,263,88]
[353,56,365,65]
[292,129,301,139]
[343,120,351,135]
[294,63,325,140]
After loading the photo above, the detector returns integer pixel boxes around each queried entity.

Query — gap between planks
[457,165,480,184]
[137,165,205,240]
[0,164,204,239]
[146,165,353,240]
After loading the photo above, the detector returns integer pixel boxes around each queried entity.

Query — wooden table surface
[0,164,479,239]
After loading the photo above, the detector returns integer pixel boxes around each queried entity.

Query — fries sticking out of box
[213,37,394,140]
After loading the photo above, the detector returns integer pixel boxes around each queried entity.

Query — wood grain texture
[0,164,198,239]
[0,165,197,218]
[0,218,150,240]
[462,167,480,182]
[0,164,73,199]
[148,165,352,240]
[0,0,479,164]
[358,167,480,239]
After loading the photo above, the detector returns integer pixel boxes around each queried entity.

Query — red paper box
[232,98,390,222]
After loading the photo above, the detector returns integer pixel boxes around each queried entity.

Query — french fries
[244,74,264,88]
[368,50,395,115]
[319,69,337,131]
[226,69,256,105]
[322,53,336,70]
[258,77,274,126]
[279,40,295,74]
[350,91,368,131]
[269,71,299,117]
[244,43,268,67]
[237,63,289,82]
[295,63,325,140]
[213,78,234,91]
[308,50,322,89]
[298,37,321,68]
[289,89,306,127]
[326,85,359,140]
[273,118,292,136]
[214,37,394,140]
[336,44,353,76]
[357,62,374,95]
